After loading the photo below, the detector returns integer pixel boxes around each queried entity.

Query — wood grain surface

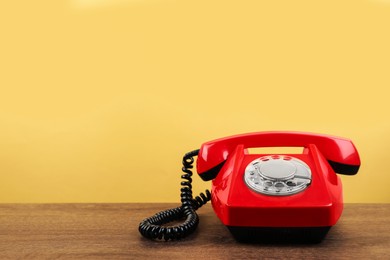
[0,204,389,259]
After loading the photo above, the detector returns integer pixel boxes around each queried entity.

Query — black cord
[138,149,211,241]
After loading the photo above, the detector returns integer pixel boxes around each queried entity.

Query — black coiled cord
[138,149,211,241]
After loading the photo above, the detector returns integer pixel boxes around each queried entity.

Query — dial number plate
[244,155,312,196]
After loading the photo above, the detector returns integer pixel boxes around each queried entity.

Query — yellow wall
[0,0,389,203]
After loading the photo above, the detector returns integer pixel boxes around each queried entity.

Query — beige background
[0,0,389,202]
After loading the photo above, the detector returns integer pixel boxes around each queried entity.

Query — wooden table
[0,204,389,259]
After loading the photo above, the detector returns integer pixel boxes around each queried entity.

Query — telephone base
[227,226,331,244]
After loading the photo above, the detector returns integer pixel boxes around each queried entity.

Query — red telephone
[139,131,360,243]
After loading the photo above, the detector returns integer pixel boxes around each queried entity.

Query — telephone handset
[139,131,360,243]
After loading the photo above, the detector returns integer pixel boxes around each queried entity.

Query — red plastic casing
[196,131,360,228]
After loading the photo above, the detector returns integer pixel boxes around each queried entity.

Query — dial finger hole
[286,181,297,187]
[274,182,284,188]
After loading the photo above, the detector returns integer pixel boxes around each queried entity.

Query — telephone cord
[138,149,211,241]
